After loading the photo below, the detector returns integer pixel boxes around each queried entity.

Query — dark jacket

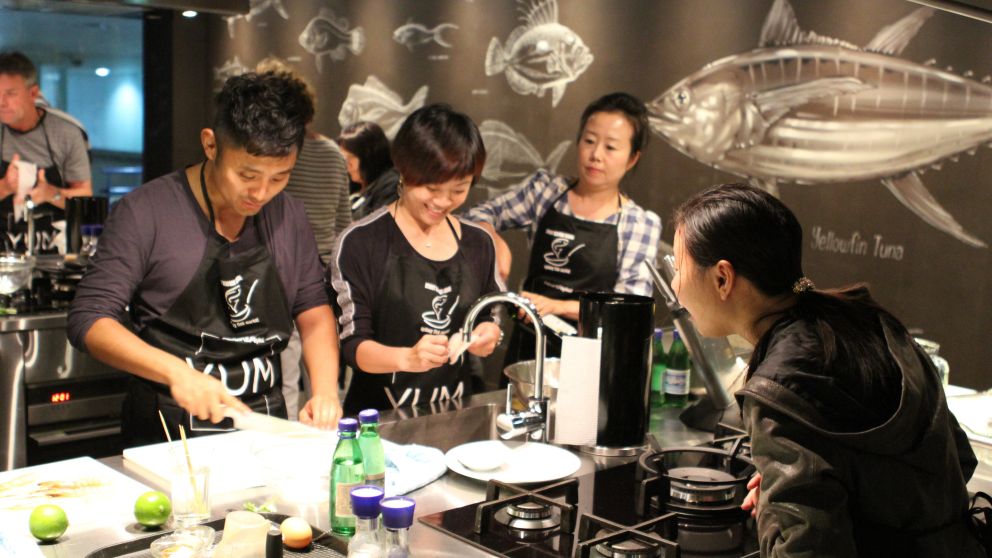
[737,314,983,558]
[352,167,400,220]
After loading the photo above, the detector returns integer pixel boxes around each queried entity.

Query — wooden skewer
[157,410,173,443]
[178,424,206,515]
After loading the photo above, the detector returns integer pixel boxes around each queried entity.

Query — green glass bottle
[662,330,691,408]
[650,328,667,407]
[358,409,386,489]
[330,417,364,536]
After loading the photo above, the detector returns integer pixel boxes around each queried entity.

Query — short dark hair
[578,92,649,156]
[673,182,906,409]
[213,72,314,158]
[0,51,38,85]
[338,122,394,185]
[391,104,486,187]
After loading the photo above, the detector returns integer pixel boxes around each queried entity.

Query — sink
[378,403,501,452]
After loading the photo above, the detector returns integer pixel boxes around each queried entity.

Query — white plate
[445,440,581,484]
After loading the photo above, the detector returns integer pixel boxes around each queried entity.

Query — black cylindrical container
[578,292,654,448]
[65,196,108,254]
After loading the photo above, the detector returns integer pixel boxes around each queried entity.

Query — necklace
[395,201,436,248]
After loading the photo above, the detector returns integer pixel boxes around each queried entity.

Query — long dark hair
[391,103,486,187]
[337,122,393,185]
[673,183,905,402]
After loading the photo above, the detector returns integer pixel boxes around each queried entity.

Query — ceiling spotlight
[95,67,110,77]
[182,10,198,18]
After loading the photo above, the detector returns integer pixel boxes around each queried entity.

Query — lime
[134,490,172,527]
[29,504,69,542]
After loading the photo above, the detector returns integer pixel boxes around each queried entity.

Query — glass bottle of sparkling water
[331,418,365,536]
[650,328,667,407]
[358,409,386,489]
[380,496,416,558]
[662,330,691,408]
[347,485,384,558]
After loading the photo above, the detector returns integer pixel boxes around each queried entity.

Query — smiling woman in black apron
[68,73,342,445]
[330,104,504,414]
[1,51,92,253]
[465,92,662,366]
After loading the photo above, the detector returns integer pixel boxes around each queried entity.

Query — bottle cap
[673,329,682,341]
[338,417,358,433]
[80,224,93,236]
[90,224,104,236]
[350,485,385,519]
[380,496,416,529]
[358,409,379,424]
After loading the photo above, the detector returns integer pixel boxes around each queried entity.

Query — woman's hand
[468,321,501,358]
[169,364,249,423]
[299,393,342,430]
[741,472,762,518]
[399,334,450,372]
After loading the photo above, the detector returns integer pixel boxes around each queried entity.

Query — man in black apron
[1,51,92,253]
[503,185,620,365]
[67,72,342,445]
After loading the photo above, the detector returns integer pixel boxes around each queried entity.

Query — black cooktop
[420,436,762,558]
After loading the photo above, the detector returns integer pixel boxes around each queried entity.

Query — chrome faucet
[461,291,549,443]
[24,197,35,257]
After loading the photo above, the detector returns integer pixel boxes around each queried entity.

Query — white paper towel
[553,336,601,446]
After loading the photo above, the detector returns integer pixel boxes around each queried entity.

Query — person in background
[0,50,91,253]
[330,104,504,414]
[465,92,661,366]
[669,183,983,557]
[68,72,342,445]
[338,121,400,220]
[255,57,351,420]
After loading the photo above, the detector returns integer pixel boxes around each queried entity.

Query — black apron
[0,114,69,254]
[503,186,620,367]
[122,163,293,446]
[342,214,482,414]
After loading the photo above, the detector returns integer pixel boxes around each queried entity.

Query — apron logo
[384,382,464,409]
[544,236,586,269]
[221,274,261,328]
[421,282,459,332]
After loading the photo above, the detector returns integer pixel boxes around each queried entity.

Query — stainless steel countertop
[34,389,992,557]
[0,310,68,332]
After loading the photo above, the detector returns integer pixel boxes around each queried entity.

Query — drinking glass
[170,448,212,527]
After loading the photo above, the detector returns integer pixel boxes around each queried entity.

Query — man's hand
[169,364,249,424]
[28,170,60,206]
[399,334,449,372]
[299,393,343,430]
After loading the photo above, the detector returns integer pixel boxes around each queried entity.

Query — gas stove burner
[592,528,662,558]
[667,466,738,505]
[493,500,562,538]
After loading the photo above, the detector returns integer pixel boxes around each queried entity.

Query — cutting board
[122,430,337,495]
[0,457,153,543]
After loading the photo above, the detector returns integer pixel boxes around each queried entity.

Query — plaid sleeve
[615,203,662,296]
[464,170,565,235]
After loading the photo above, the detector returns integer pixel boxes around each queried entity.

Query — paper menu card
[553,336,602,446]
[0,457,152,540]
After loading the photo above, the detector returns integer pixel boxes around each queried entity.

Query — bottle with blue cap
[380,496,416,558]
[331,417,365,535]
[358,409,386,489]
[347,485,384,558]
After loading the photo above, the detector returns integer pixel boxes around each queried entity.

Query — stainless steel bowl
[503,358,560,402]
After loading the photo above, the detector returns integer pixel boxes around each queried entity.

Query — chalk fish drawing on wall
[224,0,288,39]
[213,56,249,91]
[298,8,365,73]
[480,120,570,184]
[485,0,593,108]
[338,76,428,140]
[393,21,459,51]
[647,0,992,247]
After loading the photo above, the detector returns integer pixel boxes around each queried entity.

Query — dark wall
[196,0,992,390]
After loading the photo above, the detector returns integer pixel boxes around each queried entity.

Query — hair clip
[792,276,815,294]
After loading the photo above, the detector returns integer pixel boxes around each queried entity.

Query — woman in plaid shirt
[466,92,661,365]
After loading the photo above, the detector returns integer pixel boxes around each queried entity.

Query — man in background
[0,50,91,253]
